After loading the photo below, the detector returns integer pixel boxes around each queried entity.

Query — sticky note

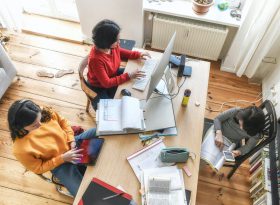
[183,166,192,177]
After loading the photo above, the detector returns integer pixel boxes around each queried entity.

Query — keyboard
[132,58,158,91]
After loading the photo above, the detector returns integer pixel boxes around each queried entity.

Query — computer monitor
[146,32,176,101]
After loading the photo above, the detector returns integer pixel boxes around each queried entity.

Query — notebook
[78,178,132,205]
[141,166,187,205]
[96,96,145,135]
[185,189,191,205]
[75,138,104,165]
[96,96,176,136]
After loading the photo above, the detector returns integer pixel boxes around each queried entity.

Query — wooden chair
[203,100,278,179]
[78,55,97,112]
[38,173,73,198]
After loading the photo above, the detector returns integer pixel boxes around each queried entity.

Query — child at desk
[87,19,150,110]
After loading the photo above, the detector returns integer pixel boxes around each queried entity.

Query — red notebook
[78,178,132,205]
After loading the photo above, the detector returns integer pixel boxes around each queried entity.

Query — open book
[141,166,187,205]
[127,139,174,182]
[200,125,236,172]
[96,96,145,135]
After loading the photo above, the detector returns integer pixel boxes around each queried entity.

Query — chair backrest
[78,55,97,99]
[236,100,278,161]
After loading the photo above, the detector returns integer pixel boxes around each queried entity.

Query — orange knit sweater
[13,111,74,174]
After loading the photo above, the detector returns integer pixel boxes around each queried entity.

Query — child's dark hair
[8,99,52,141]
[92,19,120,49]
[235,106,265,136]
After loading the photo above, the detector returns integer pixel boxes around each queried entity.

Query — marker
[102,192,124,200]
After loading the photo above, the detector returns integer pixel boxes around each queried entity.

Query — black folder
[78,178,132,205]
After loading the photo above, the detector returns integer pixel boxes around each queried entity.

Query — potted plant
[192,0,215,14]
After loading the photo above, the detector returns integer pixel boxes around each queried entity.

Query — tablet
[76,138,104,166]
[223,151,235,162]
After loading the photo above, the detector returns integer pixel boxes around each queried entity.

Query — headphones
[14,99,30,116]
[12,99,30,128]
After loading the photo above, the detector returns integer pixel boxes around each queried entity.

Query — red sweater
[87,45,141,88]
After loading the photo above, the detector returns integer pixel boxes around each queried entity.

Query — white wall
[262,35,280,118]
[220,0,255,73]
[75,0,144,46]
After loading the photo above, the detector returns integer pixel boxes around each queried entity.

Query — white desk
[143,0,242,28]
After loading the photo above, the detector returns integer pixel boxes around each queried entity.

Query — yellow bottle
[182,89,191,107]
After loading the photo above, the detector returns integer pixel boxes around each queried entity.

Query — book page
[201,125,235,172]
[148,177,171,205]
[127,139,173,181]
[98,99,122,133]
[201,126,222,167]
[121,96,144,130]
[143,167,186,205]
[148,193,170,205]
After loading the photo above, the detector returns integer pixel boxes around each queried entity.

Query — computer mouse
[121,89,131,96]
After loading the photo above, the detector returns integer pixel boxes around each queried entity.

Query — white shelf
[143,0,242,27]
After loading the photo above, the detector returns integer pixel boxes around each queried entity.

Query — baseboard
[82,36,92,45]
[220,64,236,73]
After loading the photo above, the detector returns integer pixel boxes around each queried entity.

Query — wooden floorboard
[0,18,261,204]
[6,43,82,71]
[196,181,252,205]
[13,61,82,91]
[9,76,87,107]
[0,130,14,159]
[22,13,83,44]
[0,186,70,205]
[0,157,72,204]
[198,163,250,192]
[6,32,91,57]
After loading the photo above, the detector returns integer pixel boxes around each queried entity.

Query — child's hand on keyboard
[140,51,151,60]
[129,69,146,80]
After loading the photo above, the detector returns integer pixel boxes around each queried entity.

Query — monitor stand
[140,94,176,132]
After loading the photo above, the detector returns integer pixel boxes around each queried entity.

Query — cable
[206,89,272,113]
[153,76,187,100]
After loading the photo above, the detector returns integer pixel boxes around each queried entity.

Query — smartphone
[183,66,192,77]
[223,151,235,162]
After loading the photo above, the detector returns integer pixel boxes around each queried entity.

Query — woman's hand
[62,148,83,164]
[232,150,241,157]
[215,130,224,149]
[129,69,146,79]
[70,141,76,149]
[140,51,151,60]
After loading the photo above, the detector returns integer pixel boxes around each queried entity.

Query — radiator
[152,14,229,61]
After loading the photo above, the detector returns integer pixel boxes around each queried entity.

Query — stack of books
[127,139,189,205]
[249,148,271,205]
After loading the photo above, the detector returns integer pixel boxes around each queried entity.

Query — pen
[223,143,230,148]
[102,192,124,200]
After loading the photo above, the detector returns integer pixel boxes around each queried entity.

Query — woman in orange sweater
[8,99,97,196]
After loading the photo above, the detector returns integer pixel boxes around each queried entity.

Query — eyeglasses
[230,10,241,21]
